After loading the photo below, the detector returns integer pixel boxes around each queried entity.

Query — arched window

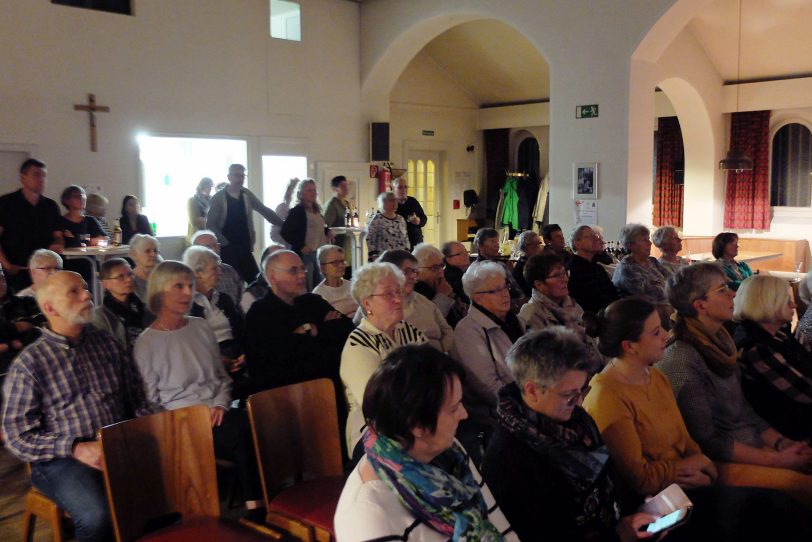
[771,123,812,207]
[517,137,539,178]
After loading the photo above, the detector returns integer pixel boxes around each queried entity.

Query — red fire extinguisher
[377,167,391,194]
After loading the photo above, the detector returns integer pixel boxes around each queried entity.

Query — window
[406,156,438,245]
[270,0,301,41]
[261,155,308,242]
[771,123,812,207]
[138,136,248,237]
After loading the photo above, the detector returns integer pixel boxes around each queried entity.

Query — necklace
[154,316,186,331]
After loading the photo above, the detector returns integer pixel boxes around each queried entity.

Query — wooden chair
[98,404,278,542]
[247,379,345,542]
[21,474,69,542]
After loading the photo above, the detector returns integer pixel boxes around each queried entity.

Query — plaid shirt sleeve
[740,342,812,405]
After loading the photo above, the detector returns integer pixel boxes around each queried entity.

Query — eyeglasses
[322,259,346,267]
[546,271,568,281]
[35,266,62,272]
[369,289,404,301]
[549,385,591,406]
[272,265,306,276]
[475,282,510,296]
[419,264,444,272]
[105,271,134,281]
[447,251,468,259]
[401,268,418,276]
[703,283,731,298]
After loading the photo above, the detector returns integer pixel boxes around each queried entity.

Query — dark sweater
[567,254,620,314]
[395,196,427,249]
[281,204,329,255]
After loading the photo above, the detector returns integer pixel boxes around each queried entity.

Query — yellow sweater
[583,368,702,496]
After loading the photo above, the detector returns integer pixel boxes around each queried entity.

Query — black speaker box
[370,122,389,162]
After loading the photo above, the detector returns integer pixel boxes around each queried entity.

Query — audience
[92,258,151,352]
[340,262,426,458]
[281,178,333,291]
[190,229,244,313]
[85,192,111,237]
[541,223,571,266]
[129,234,161,301]
[0,263,41,373]
[735,275,812,442]
[652,225,690,277]
[269,178,298,248]
[2,271,147,542]
[59,185,108,248]
[239,244,284,313]
[187,176,213,243]
[441,240,471,304]
[392,176,427,250]
[657,264,812,509]
[334,345,518,542]
[713,231,754,291]
[133,260,264,517]
[16,249,63,298]
[567,225,620,313]
[119,194,153,245]
[511,230,542,297]
[365,191,410,262]
[414,242,467,327]
[312,244,358,317]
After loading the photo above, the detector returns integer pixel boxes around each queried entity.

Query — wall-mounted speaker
[370,122,389,162]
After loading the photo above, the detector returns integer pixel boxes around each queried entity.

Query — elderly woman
[187,176,213,243]
[483,328,658,542]
[133,260,264,517]
[414,242,467,327]
[518,253,603,368]
[340,262,426,458]
[365,191,409,262]
[93,258,151,352]
[129,233,161,302]
[119,194,153,245]
[85,192,111,236]
[584,297,812,542]
[379,249,453,353]
[511,230,542,297]
[312,244,357,317]
[59,185,108,248]
[182,245,245,366]
[652,226,690,278]
[657,264,812,509]
[281,178,333,291]
[735,275,812,442]
[713,232,753,291]
[334,345,518,542]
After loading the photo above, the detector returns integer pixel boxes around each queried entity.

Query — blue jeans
[31,458,113,542]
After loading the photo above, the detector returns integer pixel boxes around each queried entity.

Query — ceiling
[401,0,812,106]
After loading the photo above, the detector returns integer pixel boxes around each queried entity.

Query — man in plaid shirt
[2,271,147,542]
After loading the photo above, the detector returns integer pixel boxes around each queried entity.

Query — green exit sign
[576,104,599,118]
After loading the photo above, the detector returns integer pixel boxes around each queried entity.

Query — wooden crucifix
[74,93,110,152]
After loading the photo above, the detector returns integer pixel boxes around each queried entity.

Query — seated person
[133,260,264,518]
[441,240,470,304]
[239,244,284,314]
[379,249,452,353]
[313,244,358,317]
[58,185,108,248]
[129,234,161,302]
[483,328,655,542]
[657,264,812,509]
[541,223,572,267]
[0,263,40,373]
[2,271,148,542]
[85,192,111,237]
[611,224,670,318]
[473,228,526,309]
[511,230,542,297]
[567,225,620,314]
[92,258,151,352]
[341,262,426,458]
[413,242,466,327]
[16,249,63,298]
[653,225,690,278]
[190,229,244,308]
[713,232,754,291]
[334,345,518,542]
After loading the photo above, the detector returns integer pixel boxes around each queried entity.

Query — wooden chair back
[247,379,343,504]
[98,404,220,542]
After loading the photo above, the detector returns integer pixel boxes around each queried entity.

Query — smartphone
[644,507,690,534]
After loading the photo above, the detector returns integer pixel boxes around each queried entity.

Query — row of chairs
[23,378,345,542]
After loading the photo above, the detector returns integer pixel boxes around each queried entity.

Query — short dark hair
[378,249,417,268]
[584,297,656,358]
[60,184,86,210]
[121,195,138,217]
[20,158,46,174]
[100,257,131,280]
[524,253,565,287]
[541,224,562,242]
[711,232,738,259]
[362,345,465,450]
[330,175,347,188]
[473,228,498,251]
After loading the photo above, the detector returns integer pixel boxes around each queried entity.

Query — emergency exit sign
[576,105,599,119]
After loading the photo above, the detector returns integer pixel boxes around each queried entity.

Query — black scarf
[472,302,523,342]
[103,292,149,349]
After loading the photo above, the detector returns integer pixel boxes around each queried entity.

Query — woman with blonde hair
[281,178,334,290]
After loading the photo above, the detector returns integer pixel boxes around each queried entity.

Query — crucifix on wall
[74,93,110,152]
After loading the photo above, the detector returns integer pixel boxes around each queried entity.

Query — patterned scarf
[531,288,584,329]
[363,430,504,541]
[670,315,737,377]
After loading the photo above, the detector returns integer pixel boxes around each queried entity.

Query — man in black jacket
[392,176,427,250]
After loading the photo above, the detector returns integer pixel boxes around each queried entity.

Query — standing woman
[713,232,753,291]
[187,177,213,243]
[120,195,153,245]
[281,178,333,291]
[365,191,409,262]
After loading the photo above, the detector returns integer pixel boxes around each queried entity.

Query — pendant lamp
[719,0,753,172]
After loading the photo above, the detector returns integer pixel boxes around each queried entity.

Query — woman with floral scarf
[334,345,518,541]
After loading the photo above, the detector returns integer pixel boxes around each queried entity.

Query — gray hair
[652,226,678,249]
[569,225,594,250]
[129,233,159,255]
[391,176,406,189]
[190,229,218,246]
[146,260,195,314]
[507,327,596,390]
[666,262,727,317]
[196,177,214,194]
[376,191,396,212]
[412,243,443,267]
[352,262,405,308]
[85,193,108,216]
[618,223,650,251]
[294,178,321,213]
[182,245,220,274]
[262,249,300,281]
[28,249,63,271]
[462,260,506,298]
[35,271,80,308]
[317,244,344,264]
[516,231,540,255]
[734,275,792,323]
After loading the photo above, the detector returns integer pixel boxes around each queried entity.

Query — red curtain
[723,110,771,229]
[653,116,684,227]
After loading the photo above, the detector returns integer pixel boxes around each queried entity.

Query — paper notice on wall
[575,199,598,225]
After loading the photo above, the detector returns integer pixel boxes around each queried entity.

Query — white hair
[462,261,507,298]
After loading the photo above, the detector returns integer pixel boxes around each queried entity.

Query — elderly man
[16,249,64,298]
[566,225,620,314]
[206,163,283,283]
[392,176,427,250]
[190,229,244,307]
[2,271,147,542]
[0,159,64,292]
[442,240,471,304]
[413,242,467,327]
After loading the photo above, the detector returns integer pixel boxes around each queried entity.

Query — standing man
[392,176,427,250]
[0,159,63,292]
[2,272,147,542]
[323,175,350,255]
[206,164,283,283]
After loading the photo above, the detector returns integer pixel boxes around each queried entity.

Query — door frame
[402,140,450,245]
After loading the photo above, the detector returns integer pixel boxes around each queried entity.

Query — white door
[406,151,441,246]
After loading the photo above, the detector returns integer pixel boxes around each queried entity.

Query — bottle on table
[112,219,122,246]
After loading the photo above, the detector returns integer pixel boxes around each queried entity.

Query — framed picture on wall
[574,162,598,199]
